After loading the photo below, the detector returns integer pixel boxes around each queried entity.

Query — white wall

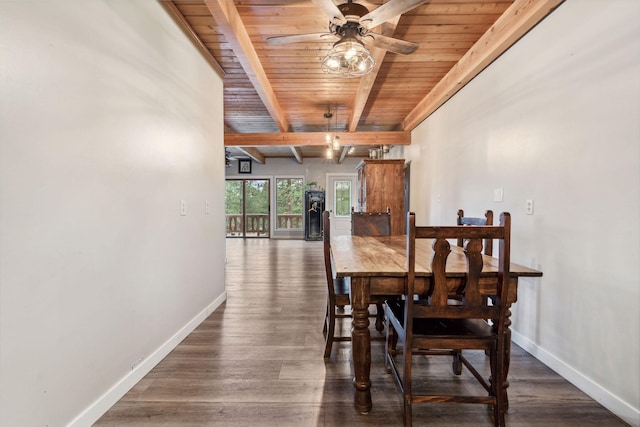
[403,1,640,425]
[0,1,226,426]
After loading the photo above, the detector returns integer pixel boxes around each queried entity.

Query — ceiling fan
[267,0,430,56]
[225,149,237,167]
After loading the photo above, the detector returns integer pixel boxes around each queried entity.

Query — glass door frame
[225,178,271,238]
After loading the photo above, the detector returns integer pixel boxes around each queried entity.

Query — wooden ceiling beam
[337,146,350,164]
[349,17,400,131]
[204,0,289,132]
[236,147,266,164]
[290,146,303,164]
[402,0,565,131]
[225,131,410,146]
[160,1,226,78]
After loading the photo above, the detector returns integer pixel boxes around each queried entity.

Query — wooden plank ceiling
[162,0,564,164]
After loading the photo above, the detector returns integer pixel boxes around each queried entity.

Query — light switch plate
[493,188,504,202]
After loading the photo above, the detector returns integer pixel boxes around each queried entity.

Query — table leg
[351,276,372,414]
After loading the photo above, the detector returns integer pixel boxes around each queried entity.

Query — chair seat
[386,300,496,342]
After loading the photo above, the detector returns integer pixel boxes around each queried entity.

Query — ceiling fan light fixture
[321,37,375,78]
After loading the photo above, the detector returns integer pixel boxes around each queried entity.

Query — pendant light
[332,105,340,151]
[324,107,334,158]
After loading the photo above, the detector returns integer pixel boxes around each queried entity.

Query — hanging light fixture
[324,107,335,159]
[332,135,341,151]
[323,105,343,159]
[323,108,333,144]
[325,146,334,159]
[332,105,340,151]
[321,26,375,78]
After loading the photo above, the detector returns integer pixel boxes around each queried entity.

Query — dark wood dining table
[330,234,543,414]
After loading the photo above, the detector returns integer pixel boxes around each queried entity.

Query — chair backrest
[323,210,336,303]
[405,211,510,323]
[351,207,392,236]
[456,209,494,256]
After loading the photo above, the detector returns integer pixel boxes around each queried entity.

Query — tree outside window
[276,177,303,229]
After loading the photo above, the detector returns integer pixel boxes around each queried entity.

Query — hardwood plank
[96,239,627,426]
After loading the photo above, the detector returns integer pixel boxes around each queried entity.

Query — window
[275,177,304,230]
[334,180,351,217]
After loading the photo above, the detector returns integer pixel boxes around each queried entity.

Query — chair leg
[385,318,398,373]
[324,307,336,359]
[404,397,412,427]
[322,303,328,336]
[375,302,385,333]
[385,320,391,372]
[494,399,505,427]
[490,345,506,427]
[493,384,506,426]
[452,349,462,375]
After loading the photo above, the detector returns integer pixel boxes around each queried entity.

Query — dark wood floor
[95,238,628,426]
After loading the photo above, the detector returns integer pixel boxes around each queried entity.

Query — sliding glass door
[225,179,270,238]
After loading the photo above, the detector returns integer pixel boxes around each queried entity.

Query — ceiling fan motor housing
[338,2,369,22]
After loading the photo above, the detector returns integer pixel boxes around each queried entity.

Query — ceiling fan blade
[267,33,338,45]
[365,32,419,55]
[312,0,347,25]
[359,0,430,29]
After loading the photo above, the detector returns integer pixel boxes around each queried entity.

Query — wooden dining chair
[351,207,393,332]
[385,211,511,426]
[457,209,494,256]
[323,211,386,359]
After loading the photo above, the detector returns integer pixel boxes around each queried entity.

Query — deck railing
[226,214,302,236]
[276,214,303,230]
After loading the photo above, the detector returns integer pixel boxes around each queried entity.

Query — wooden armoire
[355,159,406,235]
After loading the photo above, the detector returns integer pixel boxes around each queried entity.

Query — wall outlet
[180,200,187,216]
[526,199,534,215]
[205,201,210,214]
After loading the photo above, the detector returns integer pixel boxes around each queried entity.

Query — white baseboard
[511,330,640,427]
[67,291,227,427]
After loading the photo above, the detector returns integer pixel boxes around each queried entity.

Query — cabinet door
[356,160,405,234]
[364,164,387,211]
